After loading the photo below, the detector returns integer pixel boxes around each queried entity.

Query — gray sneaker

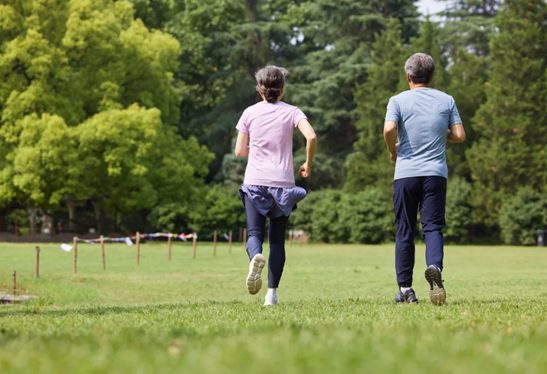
[394,288,419,304]
[425,265,446,305]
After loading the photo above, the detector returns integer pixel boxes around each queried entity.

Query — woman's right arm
[234,131,250,157]
[297,119,317,178]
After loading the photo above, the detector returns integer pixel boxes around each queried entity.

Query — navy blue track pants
[394,176,446,287]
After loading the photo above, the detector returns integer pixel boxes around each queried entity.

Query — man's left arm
[384,98,400,162]
[384,121,398,162]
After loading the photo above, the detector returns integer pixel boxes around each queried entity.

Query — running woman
[234,66,317,306]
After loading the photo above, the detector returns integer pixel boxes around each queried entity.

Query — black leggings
[243,194,289,288]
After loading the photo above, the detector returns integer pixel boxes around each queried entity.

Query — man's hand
[299,163,311,178]
[390,143,399,162]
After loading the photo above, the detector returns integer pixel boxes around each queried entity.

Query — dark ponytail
[255,66,288,103]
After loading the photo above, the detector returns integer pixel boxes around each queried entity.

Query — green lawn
[0,241,546,373]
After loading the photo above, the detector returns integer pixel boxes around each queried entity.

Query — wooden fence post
[73,236,78,275]
[228,230,232,254]
[243,228,247,251]
[100,235,105,271]
[239,227,242,243]
[168,233,172,261]
[136,231,140,265]
[213,230,217,257]
[192,232,197,259]
[35,246,40,278]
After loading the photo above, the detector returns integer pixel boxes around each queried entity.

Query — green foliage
[291,189,394,244]
[148,185,244,235]
[445,50,487,178]
[307,190,348,243]
[346,18,404,193]
[440,0,499,56]
[499,188,547,246]
[73,105,212,230]
[445,178,474,243]
[467,0,547,229]
[338,189,394,244]
[408,17,446,89]
[0,0,213,233]
[188,184,245,234]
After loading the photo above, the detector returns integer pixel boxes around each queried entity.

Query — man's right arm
[447,124,466,143]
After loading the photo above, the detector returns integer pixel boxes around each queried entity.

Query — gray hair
[404,53,436,84]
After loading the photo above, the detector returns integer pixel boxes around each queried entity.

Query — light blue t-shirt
[385,88,462,180]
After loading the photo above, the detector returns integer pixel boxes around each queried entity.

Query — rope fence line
[4,228,305,282]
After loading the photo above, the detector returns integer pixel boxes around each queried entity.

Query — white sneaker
[263,289,280,306]
[246,254,265,295]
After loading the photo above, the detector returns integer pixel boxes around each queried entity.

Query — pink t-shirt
[236,101,307,188]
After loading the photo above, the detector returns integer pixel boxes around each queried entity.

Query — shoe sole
[246,254,265,295]
[425,267,446,305]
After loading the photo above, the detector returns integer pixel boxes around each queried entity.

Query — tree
[5,114,80,231]
[73,105,212,233]
[466,0,547,229]
[345,18,406,193]
[439,0,500,57]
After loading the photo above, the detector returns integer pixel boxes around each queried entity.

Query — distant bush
[338,189,394,244]
[445,178,474,243]
[291,189,394,244]
[499,188,547,245]
[309,190,349,243]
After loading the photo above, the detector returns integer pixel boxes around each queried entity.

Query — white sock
[267,288,277,297]
[400,287,411,294]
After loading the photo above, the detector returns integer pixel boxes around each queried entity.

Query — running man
[234,66,317,306]
[383,53,466,305]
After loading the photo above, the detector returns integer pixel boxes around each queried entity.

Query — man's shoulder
[428,88,455,101]
[389,90,416,103]
[390,88,454,102]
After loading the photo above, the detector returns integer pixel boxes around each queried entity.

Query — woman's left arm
[234,131,250,157]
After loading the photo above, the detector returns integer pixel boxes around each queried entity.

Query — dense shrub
[338,189,395,244]
[499,188,547,245]
[308,190,349,243]
[290,189,394,244]
[445,178,474,243]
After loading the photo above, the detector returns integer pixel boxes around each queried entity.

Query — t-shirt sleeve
[385,97,401,125]
[293,107,308,128]
[236,109,250,134]
[448,97,462,128]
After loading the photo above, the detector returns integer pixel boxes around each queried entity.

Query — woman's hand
[299,163,311,178]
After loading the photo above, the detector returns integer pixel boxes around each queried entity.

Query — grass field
[0,241,546,373]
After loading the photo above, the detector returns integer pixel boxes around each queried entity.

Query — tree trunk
[0,207,6,232]
[63,195,77,232]
[92,199,105,235]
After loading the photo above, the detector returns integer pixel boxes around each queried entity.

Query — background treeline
[0,0,546,244]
